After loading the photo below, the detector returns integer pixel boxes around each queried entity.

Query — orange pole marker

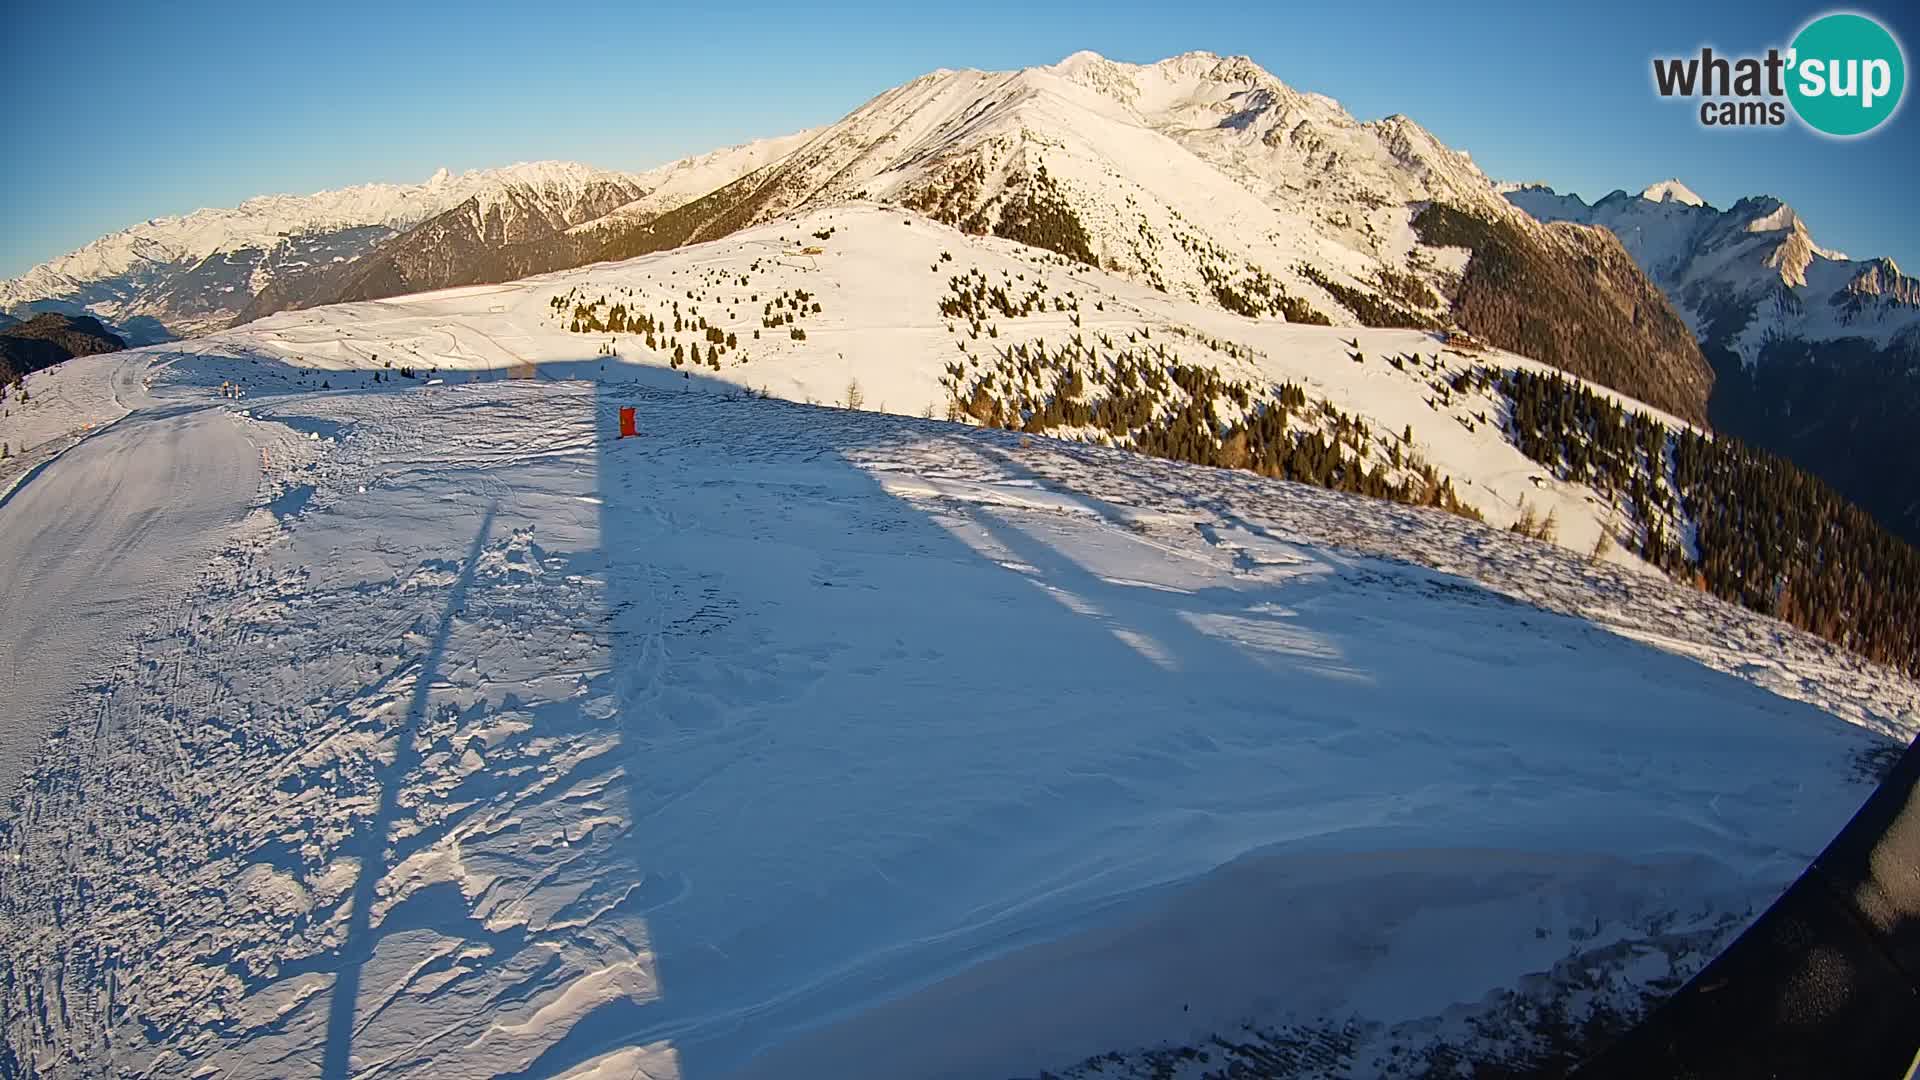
[618,407,637,438]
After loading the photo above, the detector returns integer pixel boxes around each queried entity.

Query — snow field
[205,203,1706,578]
[2,348,1912,1077]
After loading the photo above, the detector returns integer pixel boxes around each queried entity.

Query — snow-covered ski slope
[0,352,258,797]
[0,325,1915,1077]
[215,203,1682,569]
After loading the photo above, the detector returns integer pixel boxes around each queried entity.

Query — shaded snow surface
[0,350,1914,1079]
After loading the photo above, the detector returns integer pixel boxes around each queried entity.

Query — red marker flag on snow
[618,407,637,438]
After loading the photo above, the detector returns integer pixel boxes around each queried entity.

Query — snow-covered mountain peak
[1640,179,1705,206]
[1730,198,1826,285]
[1507,182,1918,358]
[1045,49,1158,107]
[1742,197,1803,235]
[1000,50,1502,220]
[1051,48,1118,75]
[1719,195,1839,255]
[749,52,1532,324]
[1051,49,1328,122]
[1148,49,1273,86]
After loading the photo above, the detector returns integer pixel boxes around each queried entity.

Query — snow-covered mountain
[179,202,1708,574]
[236,132,818,324]
[499,51,1701,423]
[229,166,650,323]
[6,52,1712,425]
[0,147,804,342]
[624,50,1514,289]
[0,162,641,340]
[1505,180,1920,361]
[589,51,1534,319]
[1506,181,1920,543]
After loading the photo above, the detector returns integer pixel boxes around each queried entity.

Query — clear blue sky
[4,0,1915,278]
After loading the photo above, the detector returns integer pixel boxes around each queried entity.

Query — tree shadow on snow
[320,504,497,1080]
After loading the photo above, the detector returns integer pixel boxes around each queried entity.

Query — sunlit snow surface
[1,341,1913,1079]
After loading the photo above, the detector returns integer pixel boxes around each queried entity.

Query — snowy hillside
[171,202,1920,682]
[1505,181,1920,361]
[1,328,1913,1077]
[203,203,1701,569]
[8,52,1712,436]
[571,49,1545,336]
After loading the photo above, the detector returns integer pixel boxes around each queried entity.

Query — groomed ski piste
[2,206,1917,1078]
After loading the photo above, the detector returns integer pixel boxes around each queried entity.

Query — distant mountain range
[0,148,805,343]
[1505,180,1920,542]
[1504,179,1920,362]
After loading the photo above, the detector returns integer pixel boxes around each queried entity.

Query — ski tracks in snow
[0,368,1914,1078]
[0,352,262,797]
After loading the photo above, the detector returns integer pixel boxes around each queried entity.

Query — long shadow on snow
[469,364,1892,1080]
[4,340,1879,1077]
[152,345,1901,1078]
[248,350,1890,1079]
[488,367,1340,1078]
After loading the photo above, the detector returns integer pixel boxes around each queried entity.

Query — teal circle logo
[1788,12,1906,136]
